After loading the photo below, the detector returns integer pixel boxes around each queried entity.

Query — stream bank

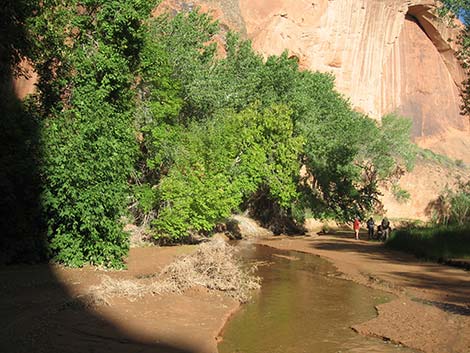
[2,234,469,353]
[218,244,416,353]
[256,234,470,353]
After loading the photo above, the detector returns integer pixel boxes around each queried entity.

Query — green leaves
[151,105,302,238]
[35,0,158,267]
[135,10,416,235]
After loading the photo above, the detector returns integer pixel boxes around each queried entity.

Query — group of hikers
[353,217,391,241]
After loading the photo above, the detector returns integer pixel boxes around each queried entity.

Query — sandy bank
[0,245,239,353]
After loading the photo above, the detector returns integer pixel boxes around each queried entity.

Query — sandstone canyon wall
[157,0,469,163]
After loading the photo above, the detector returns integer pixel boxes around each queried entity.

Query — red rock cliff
[157,0,470,163]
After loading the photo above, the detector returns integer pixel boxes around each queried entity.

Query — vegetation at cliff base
[388,226,470,261]
[134,12,415,240]
[388,180,470,260]
[2,4,416,266]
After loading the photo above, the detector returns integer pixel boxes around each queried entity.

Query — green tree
[153,105,303,238]
[449,181,470,225]
[290,76,415,220]
[138,10,416,233]
[30,0,157,267]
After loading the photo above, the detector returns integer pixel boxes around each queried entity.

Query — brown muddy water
[219,244,417,353]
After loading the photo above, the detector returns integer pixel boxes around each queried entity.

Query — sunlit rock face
[157,0,469,162]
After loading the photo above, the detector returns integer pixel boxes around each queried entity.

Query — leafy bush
[31,0,158,267]
[449,181,470,225]
[152,105,303,238]
[130,183,158,227]
[392,184,411,203]
[426,181,470,226]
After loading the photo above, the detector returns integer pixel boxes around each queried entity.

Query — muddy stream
[219,243,417,353]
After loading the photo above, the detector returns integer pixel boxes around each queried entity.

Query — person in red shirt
[353,217,360,240]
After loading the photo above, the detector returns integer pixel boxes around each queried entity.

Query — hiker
[377,224,383,240]
[353,217,360,240]
[381,217,390,241]
[366,217,375,240]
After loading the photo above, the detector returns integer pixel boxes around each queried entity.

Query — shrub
[152,105,303,238]
[426,181,470,226]
[392,184,411,203]
[448,181,470,225]
[32,0,158,267]
[387,225,470,260]
[130,184,158,226]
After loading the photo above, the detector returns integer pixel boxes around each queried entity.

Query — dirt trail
[257,234,470,353]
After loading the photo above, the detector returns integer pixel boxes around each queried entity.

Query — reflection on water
[219,244,417,353]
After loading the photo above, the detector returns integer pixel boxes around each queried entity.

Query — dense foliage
[135,11,415,237]
[448,181,470,225]
[3,5,416,265]
[426,180,470,226]
[30,0,158,267]
[153,105,303,238]
[387,225,470,261]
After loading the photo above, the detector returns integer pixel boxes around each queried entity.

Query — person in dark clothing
[366,217,375,240]
[381,217,390,241]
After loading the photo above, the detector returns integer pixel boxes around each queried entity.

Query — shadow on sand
[0,263,196,353]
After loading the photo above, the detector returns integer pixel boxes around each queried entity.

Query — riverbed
[1,236,468,353]
[219,244,416,353]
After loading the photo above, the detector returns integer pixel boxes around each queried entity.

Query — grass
[386,225,470,261]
